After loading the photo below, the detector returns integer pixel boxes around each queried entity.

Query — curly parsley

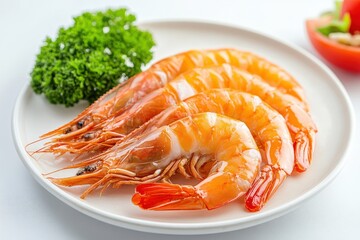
[31,8,155,107]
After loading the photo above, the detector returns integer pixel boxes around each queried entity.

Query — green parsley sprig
[31,8,155,107]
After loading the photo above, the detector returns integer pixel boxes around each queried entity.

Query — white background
[1,0,359,239]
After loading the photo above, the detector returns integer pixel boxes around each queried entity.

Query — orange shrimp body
[39,48,307,142]
[46,64,314,172]
[50,113,261,210]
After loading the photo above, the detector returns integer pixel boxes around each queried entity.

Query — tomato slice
[306,17,360,72]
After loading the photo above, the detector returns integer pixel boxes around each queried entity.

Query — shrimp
[123,89,294,211]
[45,64,315,172]
[49,113,262,211]
[36,48,307,144]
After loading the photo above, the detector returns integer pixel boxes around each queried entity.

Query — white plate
[12,20,355,235]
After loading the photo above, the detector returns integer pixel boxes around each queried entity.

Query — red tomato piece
[341,0,360,34]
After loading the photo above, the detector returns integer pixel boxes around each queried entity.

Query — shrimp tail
[132,183,207,210]
[294,130,316,172]
[245,165,287,212]
[283,104,317,173]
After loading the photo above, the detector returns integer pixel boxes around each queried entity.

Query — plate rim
[12,19,356,235]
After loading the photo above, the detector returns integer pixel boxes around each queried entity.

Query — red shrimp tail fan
[132,183,206,210]
[245,165,287,212]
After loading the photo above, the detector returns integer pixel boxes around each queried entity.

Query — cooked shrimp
[36,48,307,143]
[124,89,294,211]
[44,64,315,172]
[49,113,261,211]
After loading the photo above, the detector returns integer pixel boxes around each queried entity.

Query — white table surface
[1,0,359,239]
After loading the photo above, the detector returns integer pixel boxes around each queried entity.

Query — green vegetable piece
[317,13,351,36]
[317,0,351,36]
[31,9,156,107]
[320,0,342,18]
[334,0,343,19]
